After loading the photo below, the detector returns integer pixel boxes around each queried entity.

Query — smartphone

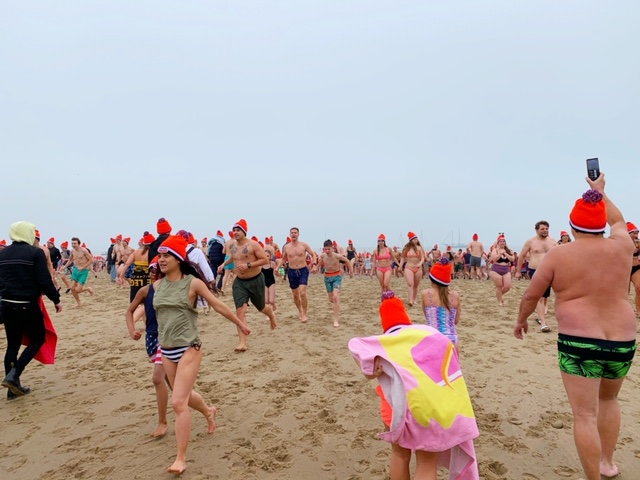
[586,157,600,181]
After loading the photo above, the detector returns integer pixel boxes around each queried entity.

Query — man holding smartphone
[514,172,636,479]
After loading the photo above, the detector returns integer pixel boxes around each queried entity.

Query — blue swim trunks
[287,266,309,289]
[324,274,342,293]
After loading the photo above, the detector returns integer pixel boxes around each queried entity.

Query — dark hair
[535,221,549,230]
[177,258,219,295]
[72,237,80,243]
[290,227,299,233]
[323,239,333,248]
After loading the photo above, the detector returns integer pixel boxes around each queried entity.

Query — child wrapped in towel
[348,291,479,480]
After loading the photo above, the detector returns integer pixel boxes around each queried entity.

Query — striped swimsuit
[424,290,458,344]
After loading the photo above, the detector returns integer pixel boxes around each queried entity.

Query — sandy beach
[1,273,639,480]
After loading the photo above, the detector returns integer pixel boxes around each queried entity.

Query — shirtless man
[516,221,557,332]
[514,174,636,480]
[65,237,95,306]
[627,222,640,316]
[317,239,353,327]
[116,238,135,286]
[218,219,276,352]
[466,234,485,280]
[453,248,464,279]
[276,227,317,322]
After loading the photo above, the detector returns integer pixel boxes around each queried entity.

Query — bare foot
[150,422,168,438]
[88,287,95,296]
[206,405,217,434]
[74,303,82,308]
[234,345,247,353]
[167,459,187,475]
[333,321,340,328]
[601,462,620,478]
[300,313,308,323]
[269,315,277,330]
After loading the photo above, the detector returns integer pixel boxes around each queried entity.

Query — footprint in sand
[354,459,370,473]
[521,474,541,480]
[553,465,579,477]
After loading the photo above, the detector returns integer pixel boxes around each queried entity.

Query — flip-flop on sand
[541,325,551,333]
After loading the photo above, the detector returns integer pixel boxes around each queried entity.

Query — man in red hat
[627,221,640,315]
[514,173,636,480]
[515,221,557,332]
[276,227,317,323]
[218,219,276,351]
[466,234,485,280]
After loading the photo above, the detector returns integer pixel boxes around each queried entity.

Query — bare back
[533,237,636,340]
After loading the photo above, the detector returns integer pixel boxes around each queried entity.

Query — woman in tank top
[153,233,250,475]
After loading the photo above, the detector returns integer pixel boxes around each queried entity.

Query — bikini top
[377,248,391,260]
[496,256,510,264]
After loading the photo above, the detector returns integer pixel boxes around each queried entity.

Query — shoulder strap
[187,246,195,255]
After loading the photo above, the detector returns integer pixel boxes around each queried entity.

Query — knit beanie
[379,291,412,333]
[157,217,172,235]
[569,189,607,234]
[158,234,188,261]
[234,219,248,234]
[429,257,452,286]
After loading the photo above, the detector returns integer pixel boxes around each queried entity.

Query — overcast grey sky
[1,1,638,253]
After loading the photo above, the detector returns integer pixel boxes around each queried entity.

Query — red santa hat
[158,234,188,262]
[333,240,337,247]
[202,237,208,243]
[560,230,569,237]
[407,232,417,241]
[142,231,155,245]
[472,233,478,241]
[81,242,87,248]
[149,255,159,270]
[276,251,282,259]
[35,229,41,240]
[627,222,638,234]
[286,236,291,243]
[117,234,123,240]
[110,237,116,244]
[348,239,353,245]
[378,233,386,241]
[0,239,6,246]
[61,241,69,249]
[251,235,259,242]
[187,232,196,245]
[496,235,505,242]
[157,217,172,235]
[569,189,607,234]
[123,237,131,244]
[379,291,412,333]
[47,237,55,244]
[259,241,264,248]
[265,236,271,244]
[429,257,452,287]
[216,230,224,237]
[233,219,248,234]
[228,231,234,238]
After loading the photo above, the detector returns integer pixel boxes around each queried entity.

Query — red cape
[21,297,58,364]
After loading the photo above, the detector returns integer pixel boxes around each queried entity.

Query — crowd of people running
[2,173,639,479]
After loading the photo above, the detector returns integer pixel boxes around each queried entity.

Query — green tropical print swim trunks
[557,334,636,379]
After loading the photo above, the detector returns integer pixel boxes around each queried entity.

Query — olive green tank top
[153,274,200,348]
